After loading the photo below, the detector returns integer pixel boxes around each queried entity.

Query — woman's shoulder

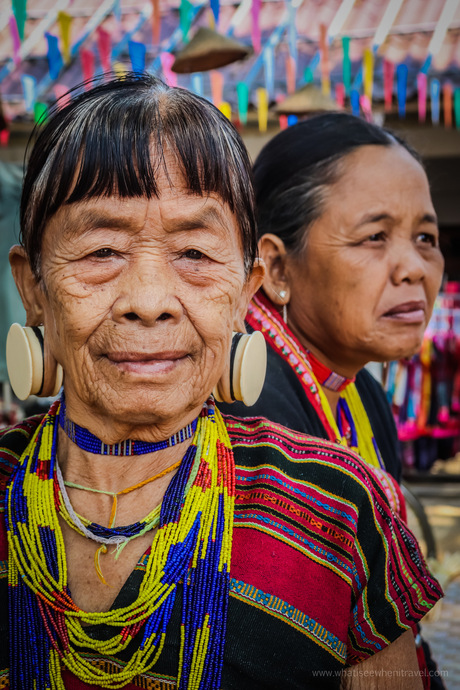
[223,413,394,505]
[0,415,43,493]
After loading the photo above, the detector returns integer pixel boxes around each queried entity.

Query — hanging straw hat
[274,83,339,115]
[172,27,252,73]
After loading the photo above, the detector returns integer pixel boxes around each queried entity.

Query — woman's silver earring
[6,324,63,400]
[279,290,287,300]
[213,331,267,407]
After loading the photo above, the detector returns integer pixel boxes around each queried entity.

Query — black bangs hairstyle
[252,112,422,255]
[21,72,257,277]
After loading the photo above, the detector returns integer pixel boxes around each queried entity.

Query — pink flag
[417,72,427,122]
[319,23,330,95]
[359,94,373,122]
[97,27,112,73]
[251,0,261,54]
[54,84,71,109]
[285,54,296,94]
[335,83,345,107]
[210,70,224,106]
[279,115,288,130]
[0,130,10,147]
[80,49,95,87]
[9,15,21,65]
[383,59,394,112]
[160,52,177,86]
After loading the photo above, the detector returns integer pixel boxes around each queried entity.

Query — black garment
[218,343,401,482]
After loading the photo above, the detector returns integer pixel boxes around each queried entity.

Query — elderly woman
[0,77,441,689]
[218,113,445,686]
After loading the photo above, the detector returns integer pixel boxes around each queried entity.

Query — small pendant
[94,544,109,585]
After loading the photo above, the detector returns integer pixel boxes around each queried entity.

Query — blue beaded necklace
[58,395,197,455]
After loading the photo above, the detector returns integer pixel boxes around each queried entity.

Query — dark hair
[253,112,422,254]
[21,73,257,277]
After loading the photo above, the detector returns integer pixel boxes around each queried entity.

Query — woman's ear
[234,258,265,331]
[258,234,290,306]
[9,245,45,326]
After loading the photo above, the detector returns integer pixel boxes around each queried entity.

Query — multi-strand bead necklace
[6,396,235,689]
[247,290,384,470]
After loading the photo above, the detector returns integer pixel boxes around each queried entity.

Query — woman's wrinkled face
[285,145,444,373]
[24,162,261,435]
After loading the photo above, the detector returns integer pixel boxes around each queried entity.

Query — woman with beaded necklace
[0,76,441,689]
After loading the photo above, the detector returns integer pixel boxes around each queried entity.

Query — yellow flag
[113,62,128,78]
[257,87,268,132]
[363,48,374,102]
[57,11,73,62]
[218,102,231,120]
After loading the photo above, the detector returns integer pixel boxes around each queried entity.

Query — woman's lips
[105,351,188,375]
[382,301,426,323]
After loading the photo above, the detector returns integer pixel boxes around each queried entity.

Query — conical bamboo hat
[172,27,251,73]
[274,83,339,115]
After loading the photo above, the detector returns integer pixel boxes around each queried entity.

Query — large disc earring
[6,324,63,400]
[213,331,266,406]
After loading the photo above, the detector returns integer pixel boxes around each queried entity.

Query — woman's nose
[111,257,183,326]
[390,241,426,285]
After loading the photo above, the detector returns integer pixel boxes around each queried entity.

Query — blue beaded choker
[58,396,197,456]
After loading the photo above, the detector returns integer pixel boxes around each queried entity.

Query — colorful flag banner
[287,0,297,63]
[279,114,288,130]
[210,70,224,106]
[151,0,161,44]
[396,63,408,118]
[12,0,27,41]
[257,87,268,132]
[285,54,296,94]
[113,62,127,78]
[350,88,360,116]
[319,23,330,95]
[443,83,453,128]
[113,0,122,23]
[54,84,71,109]
[97,27,112,72]
[236,82,249,125]
[454,88,460,130]
[359,94,372,122]
[417,72,427,122]
[180,0,193,42]
[210,0,220,27]
[287,114,298,126]
[363,48,373,102]
[304,66,313,84]
[160,52,177,86]
[219,102,231,120]
[34,102,48,124]
[191,73,203,96]
[430,78,440,125]
[383,59,394,111]
[80,48,95,86]
[57,11,72,62]
[129,40,146,74]
[342,36,351,96]
[263,45,274,100]
[21,74,36,113]
[0,130,10,147]
[335,82,345,107]
[251,0,261,53]
[45,33,63,80]
[9,15,21,64]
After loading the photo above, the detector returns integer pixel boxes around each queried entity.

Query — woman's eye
[366,231,386,242]
[91,247,115,258]
[417,232,437,247]
[183,249,205,260]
